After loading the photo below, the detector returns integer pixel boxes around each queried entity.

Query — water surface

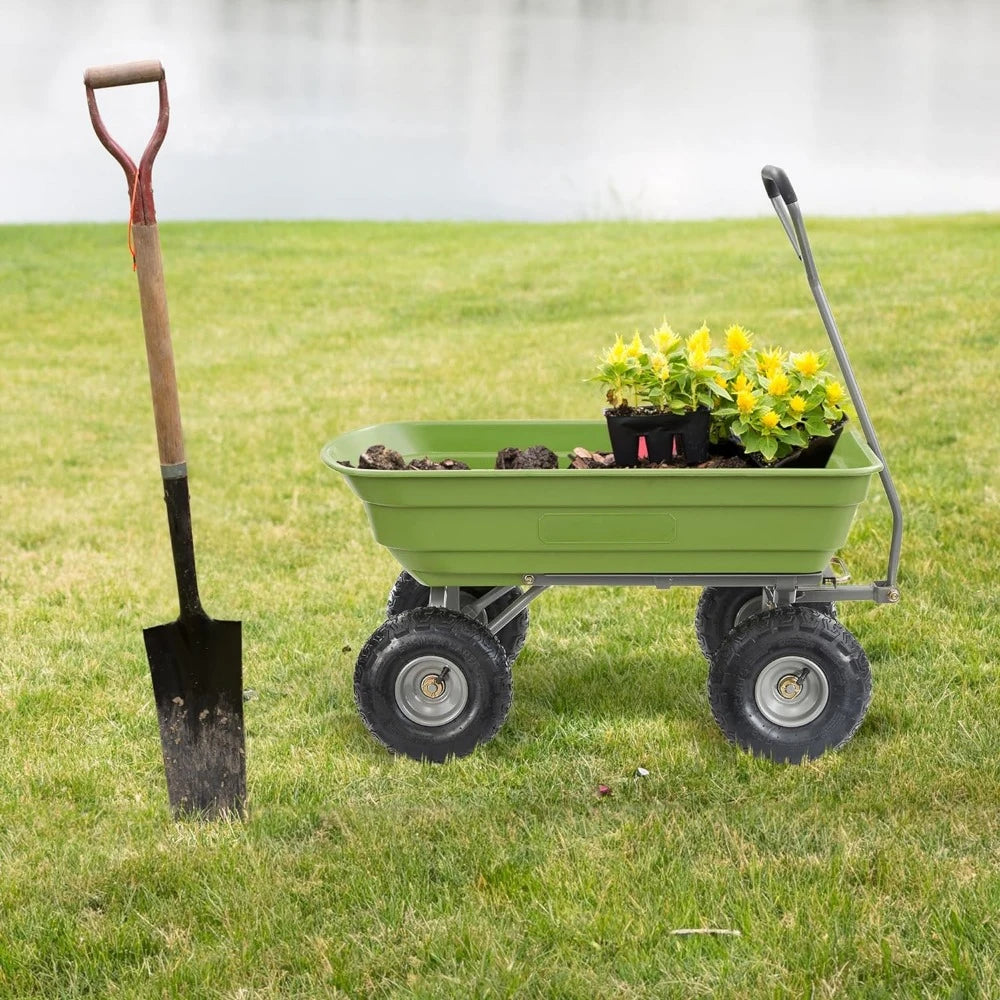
[2,0,998,222]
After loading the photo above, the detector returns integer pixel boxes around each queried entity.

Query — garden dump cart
[323,165,903,765]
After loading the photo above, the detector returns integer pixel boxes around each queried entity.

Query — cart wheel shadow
[507,640,708,732]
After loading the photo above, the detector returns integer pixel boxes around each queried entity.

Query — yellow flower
[688,347,710,371]
[756,347,787,375]
[761,410,780,431]
[714,374,728,389]
[737,390,756,415]
[651,323,681,355]
[625,331,644,358]
[792,351,822,377]
[606,335,627,364]
[768,371,791,396]
[687,324,712,354]
[650,353,670,378]
[725,324,752,357]
[825,380,845,405]
[789,395,807,416]
[731,372,752,394]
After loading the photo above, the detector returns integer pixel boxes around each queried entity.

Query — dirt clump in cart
[353,445,470,471]
[495,445,559,469]
[567,447,615,468]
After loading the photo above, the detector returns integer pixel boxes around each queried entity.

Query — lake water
[2,0,998,223]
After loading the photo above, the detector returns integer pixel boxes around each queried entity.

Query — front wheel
[354,607,512,763]
[707,605,871,763]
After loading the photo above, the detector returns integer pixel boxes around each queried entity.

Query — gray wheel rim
[395,655,469,728]
[734,596,764,628]
[754,656,829,728]
[459,592,489,628]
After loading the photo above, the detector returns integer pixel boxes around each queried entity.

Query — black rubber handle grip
[761,165,798,205]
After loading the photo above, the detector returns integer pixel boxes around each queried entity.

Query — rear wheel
[707,605,871,763]
[695,586,836,662]
[355,607,512,763]
[386,571,529,662]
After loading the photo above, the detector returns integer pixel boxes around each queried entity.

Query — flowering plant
[592,322,733,414]
[592,319,849,465]
[714,343,848,463]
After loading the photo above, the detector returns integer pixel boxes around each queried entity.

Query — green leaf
[760,436,779,462]
[705,381,732,400]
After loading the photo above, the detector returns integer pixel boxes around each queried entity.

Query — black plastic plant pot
[709,435,745,459]
[605,408,711,467]
[750,419,847,469]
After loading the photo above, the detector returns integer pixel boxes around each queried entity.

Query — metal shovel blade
[144,614,245,818]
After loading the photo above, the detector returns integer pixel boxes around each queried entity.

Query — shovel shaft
[132,223,203,617]
[163,474,205,620]
[132,232,201,619]
[133,223,186,472]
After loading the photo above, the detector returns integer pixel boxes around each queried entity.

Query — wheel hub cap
[420,675,446,699]
[754,656,829,728]
[777,674,803,700]
[395,656,469,728]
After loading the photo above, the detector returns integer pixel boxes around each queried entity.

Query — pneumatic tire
[355,607,512,763]
[708,605,871,763]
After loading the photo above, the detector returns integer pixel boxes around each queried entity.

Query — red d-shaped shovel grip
[84,60,170,224]
[84,59,164,89]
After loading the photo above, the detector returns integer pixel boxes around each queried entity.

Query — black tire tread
[354,606,512,762]
[708,605,871,763]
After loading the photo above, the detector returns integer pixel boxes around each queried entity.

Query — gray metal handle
[762,165,903,594]
[761,164,802,260]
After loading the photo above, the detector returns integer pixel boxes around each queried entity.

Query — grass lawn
[1,213,998,998]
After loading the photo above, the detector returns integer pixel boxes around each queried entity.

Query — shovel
[85,60,246,819]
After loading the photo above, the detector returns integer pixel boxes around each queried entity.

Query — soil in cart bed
[343,444,752,471]
[568,447,750,470]
[347,445,471,471]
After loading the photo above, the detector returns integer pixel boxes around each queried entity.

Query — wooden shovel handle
[84,60,181,469]
[132,224,185,471]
